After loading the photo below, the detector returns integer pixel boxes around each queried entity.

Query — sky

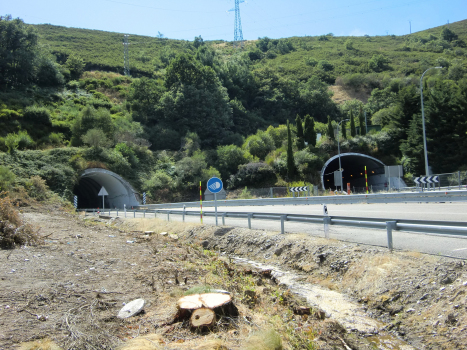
[2,0,467,41]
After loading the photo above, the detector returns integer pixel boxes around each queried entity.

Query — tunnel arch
[320,153,388,191]
[73,168,140,209]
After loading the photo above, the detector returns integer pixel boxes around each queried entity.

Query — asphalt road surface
[105,202,467,259]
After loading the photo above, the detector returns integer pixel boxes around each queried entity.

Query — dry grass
[342,255,405,295]
[0,195,41,249]
[115,334,163,350]
[18,338,63,350]
[329,85,370,104]
[244,328,283,350]
[127,217,201,235]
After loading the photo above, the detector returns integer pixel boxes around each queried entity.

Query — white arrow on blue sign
[207,177,223,194]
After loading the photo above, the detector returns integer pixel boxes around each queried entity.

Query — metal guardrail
[137,190,467,210]
[84,207,467,252]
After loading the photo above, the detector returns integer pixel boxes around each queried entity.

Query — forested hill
[1,15,466,204]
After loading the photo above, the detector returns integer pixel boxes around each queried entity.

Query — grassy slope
[33,20,467,81]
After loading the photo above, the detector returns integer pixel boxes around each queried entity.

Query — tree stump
[190,308,216,328]
[177,293,238,328]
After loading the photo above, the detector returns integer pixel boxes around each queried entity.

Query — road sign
[207,177,223,194]
[73,195,78,209]
[414,176,439,185]
[98,187,108,196]
[98,186,108,210]
[143,192,146,205]
[289,186,308,192]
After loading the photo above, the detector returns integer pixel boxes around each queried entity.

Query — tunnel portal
[73,168,140,209]
[321,153,390,192]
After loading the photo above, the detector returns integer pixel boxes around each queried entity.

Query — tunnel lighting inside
[73,168,140,209]
[321,153,386,191]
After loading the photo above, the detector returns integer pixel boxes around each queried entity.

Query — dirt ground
[0,203,466,349]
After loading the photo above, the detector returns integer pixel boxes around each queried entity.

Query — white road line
[452,248,467,251]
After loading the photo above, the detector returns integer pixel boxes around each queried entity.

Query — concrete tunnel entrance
[73,168,140,209]
[321,153,395,192]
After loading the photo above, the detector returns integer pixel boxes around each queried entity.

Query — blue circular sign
[207,177,223,194]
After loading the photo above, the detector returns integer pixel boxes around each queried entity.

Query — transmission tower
[233,0,244,48]
[123,34,130,76]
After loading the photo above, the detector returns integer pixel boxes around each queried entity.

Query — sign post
[207,177,223,226]
[98,186,108,211]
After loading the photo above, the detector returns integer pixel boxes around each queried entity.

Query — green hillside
[1,15,466,203]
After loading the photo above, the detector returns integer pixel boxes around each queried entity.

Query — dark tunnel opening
[321,153,387,192]
[73,177,109,209]
[72,168,140,209]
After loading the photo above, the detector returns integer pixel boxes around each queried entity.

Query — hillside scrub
[0,16,466,202]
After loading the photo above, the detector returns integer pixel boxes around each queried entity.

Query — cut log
[190,308,216,328]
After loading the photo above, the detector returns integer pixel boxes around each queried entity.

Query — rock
[159,232,168,236]
[117,298,145,319]
[406,308,415,313]
[169,233,179,240]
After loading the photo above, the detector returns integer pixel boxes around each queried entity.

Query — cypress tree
[295,114,305,150]
[303,114,316,147]
[350,110,356,137]
[327,116,335,140]
[286,120,296,179]
[341,120,347,139]
[359,107,366,136]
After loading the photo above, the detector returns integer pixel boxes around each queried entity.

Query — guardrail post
[144,210,146,218]
[248,213,252,229]
[167,211,170,222]
[324,216,331,239]
[133,210,136,218]
[270,187,273,198]
[116,209,118,217]
[386,221,396,252]
[222,213,226,226]
[459,171,461,190]
[281,215,286,234]
[183,205,186,222]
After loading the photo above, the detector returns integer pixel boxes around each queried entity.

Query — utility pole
[123,35,130,76]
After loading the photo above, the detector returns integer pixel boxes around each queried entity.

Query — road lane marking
[452,248,467,251]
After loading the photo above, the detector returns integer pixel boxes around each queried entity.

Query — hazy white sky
[3,0,466,41]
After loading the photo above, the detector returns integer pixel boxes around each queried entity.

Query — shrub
[23,106,52,127]
[227,162,276,189]
[27,176,50,201]
[0,166,16,192]
[0,195,41,249]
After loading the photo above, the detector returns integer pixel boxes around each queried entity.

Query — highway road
[101,202,467,259]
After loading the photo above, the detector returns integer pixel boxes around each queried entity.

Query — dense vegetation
[1,14,466,203]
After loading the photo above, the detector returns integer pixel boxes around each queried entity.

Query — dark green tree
[303,114,316,147]
[441,27,458,42]
[286,120,296,179]
[350,110,356,137]
[65,54,85,80]
[327,116,335,139]
[295,115,305,150]
[358,107,366,136]
[193,35,204,48]
[0,15,39,89]
[341,120,347,139]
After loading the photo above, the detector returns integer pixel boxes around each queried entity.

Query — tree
[295,115,305,150]
[216,144,249,179]
[350,110,356,137]
[341,120,347,139]
[441,27,458,42]
[368,54,389,72]
[358,108,366,136]
[0,15,39,89]
[326,116,335,140]
[159,54,233,147]
[0,166,16,191]
[286,120,296,180]
[81,128,110,149]
[193,35,204,48]
[65,54,85,80]
[303,115,316,147]
[71,107,114,146]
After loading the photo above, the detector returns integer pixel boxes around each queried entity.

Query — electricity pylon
[233,0,244,48]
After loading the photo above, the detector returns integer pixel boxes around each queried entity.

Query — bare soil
[0,204,466,350]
